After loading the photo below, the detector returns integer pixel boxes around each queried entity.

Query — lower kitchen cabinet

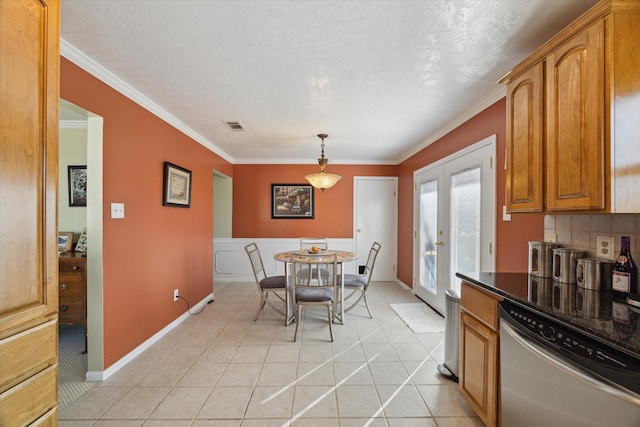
[459,281,502,427]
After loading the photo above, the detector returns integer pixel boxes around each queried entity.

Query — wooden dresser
[59,252,87,328]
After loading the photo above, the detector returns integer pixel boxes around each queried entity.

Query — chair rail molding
[213,238,356,282]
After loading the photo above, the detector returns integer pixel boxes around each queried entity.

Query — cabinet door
[459,311,498,427]
[506,62,544,212]
[0,0,60,424]
[546,20,605,211]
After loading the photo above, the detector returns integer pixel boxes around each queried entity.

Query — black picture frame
[163,161,192,207]
[271,184,314,219]
[68,165,87,207]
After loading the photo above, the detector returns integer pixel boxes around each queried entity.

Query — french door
[414,136,496,314]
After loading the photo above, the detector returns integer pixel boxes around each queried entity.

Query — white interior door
[354,177,397,281]
[414,136,496,314]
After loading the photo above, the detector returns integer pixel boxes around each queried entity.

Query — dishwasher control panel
[500,301,640,395]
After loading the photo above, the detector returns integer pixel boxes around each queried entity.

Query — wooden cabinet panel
[30,408,58,427]
[0,0,60,423]
[546,21,605,211]
[0,365,58,426]
[0,0,59,339]
[460,281,501,427]
[506,62,544,212]
[460,312,499,427]
[500,1,640,213]
[0,320,57,394]
[460,282,500,330]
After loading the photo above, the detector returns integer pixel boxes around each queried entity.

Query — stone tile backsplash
[544,214,640,262]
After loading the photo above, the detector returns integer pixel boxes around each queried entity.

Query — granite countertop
[456,272,640,357]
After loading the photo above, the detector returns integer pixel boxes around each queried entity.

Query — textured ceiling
[60,0,598,164]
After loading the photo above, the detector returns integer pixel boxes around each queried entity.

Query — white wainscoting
[214,238,357,282]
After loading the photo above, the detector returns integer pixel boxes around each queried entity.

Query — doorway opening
[58,99,104,407]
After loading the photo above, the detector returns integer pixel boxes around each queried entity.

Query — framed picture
[163,161,192,207]
[68,165,87,207]
[272,184,314,219]
[58,231,74,253]
[75,228,88,253]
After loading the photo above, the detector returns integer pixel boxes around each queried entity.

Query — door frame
[353,176,398,281]
[413,135,496,312]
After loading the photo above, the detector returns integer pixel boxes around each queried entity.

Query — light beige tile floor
[59,281,483,426]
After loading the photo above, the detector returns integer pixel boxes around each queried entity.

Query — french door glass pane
[419,180,438,293]
[450,167,481,291]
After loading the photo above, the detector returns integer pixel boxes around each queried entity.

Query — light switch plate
[502,205,511,221]
[596,236,615,260]
[111,202,125,219]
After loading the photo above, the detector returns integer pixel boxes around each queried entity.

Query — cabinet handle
[60,305,69,312]
[60,283,68,290]
[72,266,80,271]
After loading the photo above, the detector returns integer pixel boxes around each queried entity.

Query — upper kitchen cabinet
[505,63,544,212]
[500,0,640,213]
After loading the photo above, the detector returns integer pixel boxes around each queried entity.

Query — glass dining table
[274,250,357,325]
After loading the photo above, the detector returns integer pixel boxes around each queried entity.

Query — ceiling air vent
[224,121,246,132]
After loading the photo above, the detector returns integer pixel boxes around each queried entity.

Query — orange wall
[62,55,544,367]
[232,100,545,288]
[396,99,545,286]
[233,164,398,237]
[60,58,232,368]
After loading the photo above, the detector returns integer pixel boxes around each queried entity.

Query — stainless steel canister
[552,248,586,284]
[575,258,613,291]
[528,241,562,278]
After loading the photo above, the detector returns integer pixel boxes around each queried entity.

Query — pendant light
[305,133,342,191]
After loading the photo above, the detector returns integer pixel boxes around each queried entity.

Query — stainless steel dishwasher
[499,301,640,427]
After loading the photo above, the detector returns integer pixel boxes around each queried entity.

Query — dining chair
[244,242,288,322]
[292,252,337,342]
[299,237,329,251]
[340,242,381,318]
[298,237,330,284]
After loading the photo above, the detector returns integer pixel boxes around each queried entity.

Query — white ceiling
[60,0,598,165]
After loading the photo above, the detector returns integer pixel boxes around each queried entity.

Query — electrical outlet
[596,236,615,260]
[544,233,557,243]
[173,289,179,302]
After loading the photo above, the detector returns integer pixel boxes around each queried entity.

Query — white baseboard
[85,293,213,382]
[395,279,413,293]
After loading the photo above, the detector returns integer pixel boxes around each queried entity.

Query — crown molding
[395,85,506,164]
[60,39,235,163]
[61,38,505,167]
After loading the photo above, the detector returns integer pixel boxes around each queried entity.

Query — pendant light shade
[305,133,342,191]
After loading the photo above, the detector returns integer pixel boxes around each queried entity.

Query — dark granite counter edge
[456,272,640,358]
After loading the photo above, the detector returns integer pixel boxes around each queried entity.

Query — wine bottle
[611,236,638,299]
